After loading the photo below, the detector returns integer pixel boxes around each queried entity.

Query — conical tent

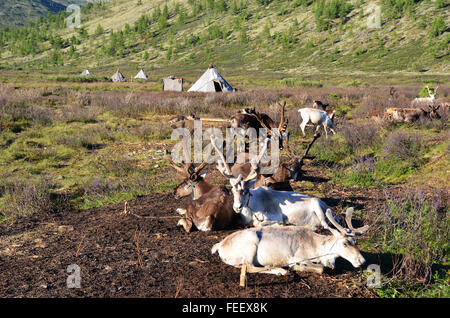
[81,70,91,76]
[111,70,126,82]
[188,66,235,92]
[134,69,149,80]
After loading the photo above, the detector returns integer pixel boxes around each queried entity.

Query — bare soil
[0,164,389,298]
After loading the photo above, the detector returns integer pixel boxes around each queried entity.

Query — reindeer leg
[292,262,324,274]
[177,218,193,233]
[300,120,307,137]
[245,265,288,276]
[176,208,187,215]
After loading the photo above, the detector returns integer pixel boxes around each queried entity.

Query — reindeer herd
[169,101,369,277]
[384,85,446,123]
[166,85,445,280]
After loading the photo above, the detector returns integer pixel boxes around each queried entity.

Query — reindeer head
[313,100,329,111]
[211,135,267,213]
[426,85,438,99]
[324,208,369,268]
[171,161,208,199]
[428,104,441,119]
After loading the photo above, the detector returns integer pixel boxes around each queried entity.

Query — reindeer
[229,101,288,149]
[211,208,368,275]
[298,108,337,139]
[411,85,438,107]
[211,135,342,230]
[211,131,320,193]
[312,100,335,118]
[171,161,234,232]
[384,104,441,123]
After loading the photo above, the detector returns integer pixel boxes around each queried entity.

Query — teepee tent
[163,76,183,91]
[81,69,91,76]
[134,69,149,80]
[188,65,235,92]
[111,70,126,82]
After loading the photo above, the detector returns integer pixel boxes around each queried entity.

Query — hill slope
[0,0,89,27]
[0,0,448,85]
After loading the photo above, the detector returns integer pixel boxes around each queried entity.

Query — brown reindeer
[229,101,288,149]
[171,162,234,233]
[384,104,441,123]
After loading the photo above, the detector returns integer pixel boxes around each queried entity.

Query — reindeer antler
[278,101,287,133]
[344,208,369,236]
[325,208,368,237]
[210,135,234,178]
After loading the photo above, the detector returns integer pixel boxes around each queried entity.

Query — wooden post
[240,262,247,287]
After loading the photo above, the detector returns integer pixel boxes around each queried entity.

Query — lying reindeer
[211,136,341,230]
[211,132,320,192]
[298,107,337,139]
[384,104,441,123]
[411,85,438,107]
[171,161,234,232]
[211,208,368,275]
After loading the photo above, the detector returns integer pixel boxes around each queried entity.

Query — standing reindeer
[298,108,337,139]
[171,161,234,232]
[211,208,368,275]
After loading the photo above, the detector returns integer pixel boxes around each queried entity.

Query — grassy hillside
[0,0,90,28]
[0,0,449,86]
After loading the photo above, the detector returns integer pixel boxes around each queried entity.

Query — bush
[0,174,69,217]
[375,189,448,282]
[384,130,424,167]
[340,121,381,151]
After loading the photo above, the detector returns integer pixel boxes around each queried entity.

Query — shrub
[340,121,381,151]
[374,189,448,283]
[384,130,424,167]
[0,174,69,217]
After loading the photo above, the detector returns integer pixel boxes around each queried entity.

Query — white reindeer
[411,85,438,107]
[211,209,368,275]
[298,108,337,139]
[210,136,342,231]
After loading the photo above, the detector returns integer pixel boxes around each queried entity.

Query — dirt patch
[0,165,383,298]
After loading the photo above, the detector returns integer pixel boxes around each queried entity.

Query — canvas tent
[188,65,235,92]
[163,76,184,91]
[80,70,91,76]
[111,70,126,82]
[134,69,149,80]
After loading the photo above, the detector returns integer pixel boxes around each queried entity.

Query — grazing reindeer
[411,85,438,107]
[298,108,337,138]
[384,104,441,123]
[211,208,368,275]
[312,100,335,118]
[171,162,234,232]
[212,135,342,230]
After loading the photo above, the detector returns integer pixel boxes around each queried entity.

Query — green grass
[0,0,449,87]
